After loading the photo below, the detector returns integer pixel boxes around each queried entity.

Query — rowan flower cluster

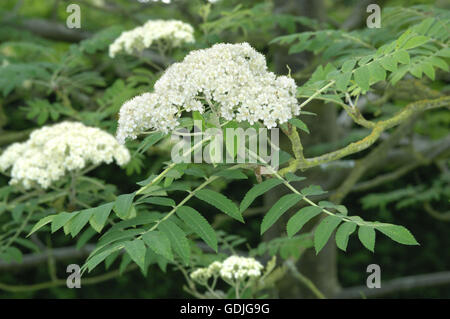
[0,122,130,189]
[116,92,180,143]
[116,42,300,143]
[190,256,264,285]
[219,256,264,281]
[109,19,195,58]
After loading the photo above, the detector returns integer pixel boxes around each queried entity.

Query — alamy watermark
[367,4,381,28]
[66,4,81,29]
[66,263,81,288]
[366,264,381,289]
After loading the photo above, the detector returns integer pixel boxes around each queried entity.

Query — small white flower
[109,19,195,58]
[0,122,130,189]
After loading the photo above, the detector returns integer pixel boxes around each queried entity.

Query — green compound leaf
[213,169,247,180]
[240,178,284,212]
[52,212,77,233]
[261,194,302,235]
[376,224,419,246]
[314,215,342,254]
[195,189,243,222]
[69,209,94,237]
[159,219,190,265]
[368,61,386,83]
[84,244,122,273]
[124,239,147,272]
[394,50,410,64]
[354,65,370,91]
[285,173,306,182]
[288,118,310,133]
[177,206,218,252]
[142,230,174,261]
[318,201,348,215]
[114,192,136,220]
[137,197,176,207]
[301,185,327,197]
[28,215,56,237]
[358,225,376,252]
[402,35,429,50]
[89,202,115,233]
[335,222,357,251]
[286,206,322,237]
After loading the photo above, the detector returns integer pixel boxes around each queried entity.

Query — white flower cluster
[116,92,180,143]
[116,42,300,143]
[190,256,263,285]
[219,256,264,281]
[109,19,195,58]
[0,122,130,189]
[190,268,211,285]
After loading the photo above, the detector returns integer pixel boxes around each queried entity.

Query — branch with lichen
[281,123,304,161]
[330,117,417,204]
[279,96,450,175]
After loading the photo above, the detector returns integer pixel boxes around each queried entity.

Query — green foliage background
[0,0,448,298]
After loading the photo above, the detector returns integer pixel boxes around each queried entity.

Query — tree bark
[266,0,343,298]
